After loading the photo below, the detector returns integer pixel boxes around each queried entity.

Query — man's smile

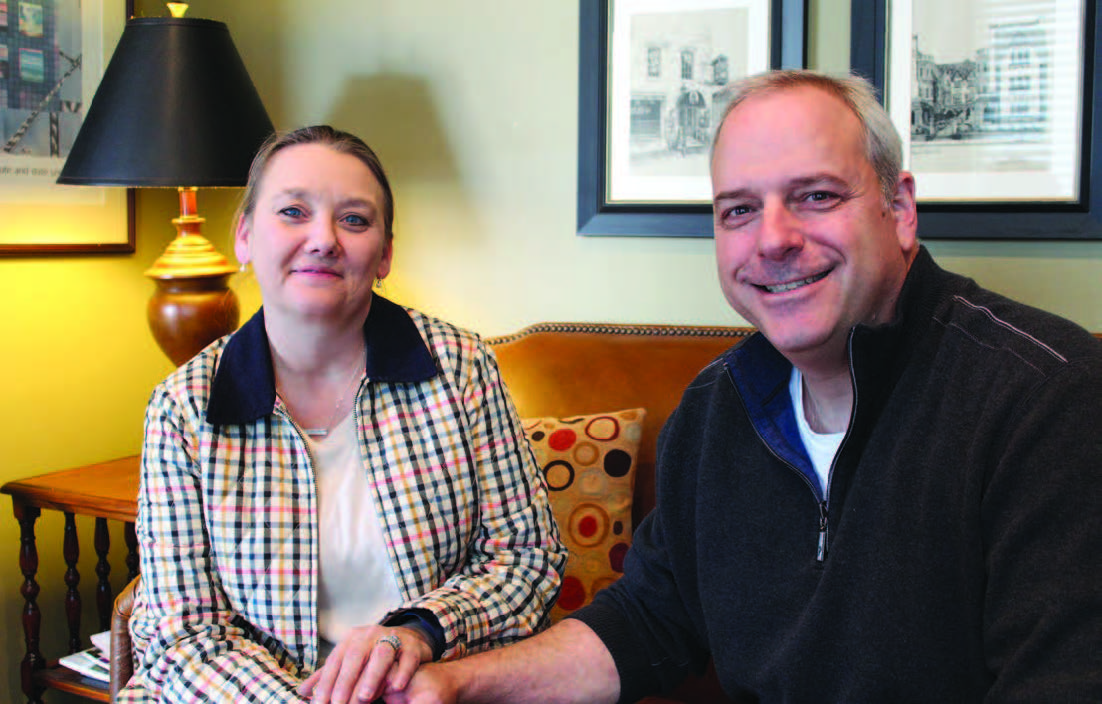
[756,270,831,294]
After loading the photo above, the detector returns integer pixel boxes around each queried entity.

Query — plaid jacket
[119,297,565,702]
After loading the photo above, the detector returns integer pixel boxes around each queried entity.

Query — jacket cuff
[383,609,445,661]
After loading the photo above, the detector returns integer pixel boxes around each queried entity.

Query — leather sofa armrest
[109,575,139,702]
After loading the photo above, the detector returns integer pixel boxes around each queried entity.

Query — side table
[2,456,141,703]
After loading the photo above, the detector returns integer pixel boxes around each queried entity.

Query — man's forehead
[712,86,867,178]
[722,84,857,136]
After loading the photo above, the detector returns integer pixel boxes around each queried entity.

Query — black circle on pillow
[530,431,545,441]
[544,460,575,491]
[604,449,632,478]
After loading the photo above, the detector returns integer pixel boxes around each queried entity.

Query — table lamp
[57,5,274,365]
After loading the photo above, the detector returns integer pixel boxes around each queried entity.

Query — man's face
[711,85,917,373]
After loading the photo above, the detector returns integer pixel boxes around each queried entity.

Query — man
[387,70,1102,703]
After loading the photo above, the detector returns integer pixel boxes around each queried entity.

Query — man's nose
[757,201,804,259]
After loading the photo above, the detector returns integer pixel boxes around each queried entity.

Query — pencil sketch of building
[985,18,1048,132]
[910,15,1049,142]
[627,9,742,165]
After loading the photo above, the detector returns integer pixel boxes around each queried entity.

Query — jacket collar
[206,295,438,426]
[727,245,947,388]
[722,245,950,492]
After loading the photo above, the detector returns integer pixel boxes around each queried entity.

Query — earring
[374,277,386,291]
[238,261,249,274]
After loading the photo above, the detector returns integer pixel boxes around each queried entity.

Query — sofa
[109,321,754,702]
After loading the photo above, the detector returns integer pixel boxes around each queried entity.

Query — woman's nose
[304,218,339,255]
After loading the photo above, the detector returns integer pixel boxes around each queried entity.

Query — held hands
[298,624,433,703]
[378,664,459,704]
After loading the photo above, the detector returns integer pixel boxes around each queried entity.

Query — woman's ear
[376,239,394,281]
[233,216,251,266]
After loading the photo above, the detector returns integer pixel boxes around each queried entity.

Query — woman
[119,125,565,703]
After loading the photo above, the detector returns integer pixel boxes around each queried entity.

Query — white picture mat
[606,0,770,204]
[887,0,1086,203]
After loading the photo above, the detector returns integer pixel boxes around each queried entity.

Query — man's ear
[233,216,251,266]
[890,171,919,255]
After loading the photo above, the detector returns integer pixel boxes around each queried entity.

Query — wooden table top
[1,455,140,523]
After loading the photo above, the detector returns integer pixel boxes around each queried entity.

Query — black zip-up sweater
[573,248,1102,703]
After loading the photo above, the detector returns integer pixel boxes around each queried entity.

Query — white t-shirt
[789,367,845,495]
[307,412,403,659]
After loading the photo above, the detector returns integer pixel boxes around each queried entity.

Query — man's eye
[802,191,839,204]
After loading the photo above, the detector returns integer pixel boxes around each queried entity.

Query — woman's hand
[298,624,433,703]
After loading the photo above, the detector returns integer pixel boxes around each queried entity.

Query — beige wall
[0,1,1098,700]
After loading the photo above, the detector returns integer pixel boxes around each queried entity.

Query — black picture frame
[851,0,1102,240]
[577,0,807,238]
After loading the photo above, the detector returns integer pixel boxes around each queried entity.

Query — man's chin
[760,325,840,361]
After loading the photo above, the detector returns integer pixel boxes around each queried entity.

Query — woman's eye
[342,213,370,228]
[279,206,306,219]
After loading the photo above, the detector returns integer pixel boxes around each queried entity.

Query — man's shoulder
[932,281,1101,374]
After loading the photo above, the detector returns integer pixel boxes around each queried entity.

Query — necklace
[278,355,365,439]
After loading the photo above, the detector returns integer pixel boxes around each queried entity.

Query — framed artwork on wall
[0,0,135,255]
[577,0,807,238]
[852,0,1102,240]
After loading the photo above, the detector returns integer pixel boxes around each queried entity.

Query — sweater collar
[206,294,438,426]
[726,245,952,417]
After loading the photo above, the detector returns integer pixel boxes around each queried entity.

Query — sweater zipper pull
[816,501,829,563]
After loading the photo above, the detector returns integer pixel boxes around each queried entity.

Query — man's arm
[386,619,619,704]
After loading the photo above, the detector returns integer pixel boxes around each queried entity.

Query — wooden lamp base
[144,187,240,366]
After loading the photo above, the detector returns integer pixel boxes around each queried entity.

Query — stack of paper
[59,631,111,683]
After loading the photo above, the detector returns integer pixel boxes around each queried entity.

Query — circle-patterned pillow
[523,407,645,622]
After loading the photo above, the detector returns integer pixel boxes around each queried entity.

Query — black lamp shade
[57,17,274,187]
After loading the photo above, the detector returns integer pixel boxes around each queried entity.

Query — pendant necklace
[279,355,365,439]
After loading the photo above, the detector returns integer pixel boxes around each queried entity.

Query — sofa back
[487,322,753,529]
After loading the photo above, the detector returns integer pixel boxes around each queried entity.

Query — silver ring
[377,634,402,657]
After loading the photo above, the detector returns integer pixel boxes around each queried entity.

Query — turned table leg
[14,502,44,704]
[62,512,82,653]
[94,517,114,631]
[125,521,140,583]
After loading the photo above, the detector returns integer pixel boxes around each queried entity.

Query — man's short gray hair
[710,70,903,204]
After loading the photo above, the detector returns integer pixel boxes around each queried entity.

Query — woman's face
[235,143,393,326]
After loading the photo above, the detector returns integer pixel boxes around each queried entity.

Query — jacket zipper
[725,330,859,565]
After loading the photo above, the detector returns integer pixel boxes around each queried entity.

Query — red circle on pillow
[578,515,599,538]
[548,429,577,451]
[557,575,587,611]
[609,542,630,572]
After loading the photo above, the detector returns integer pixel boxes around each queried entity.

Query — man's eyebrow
[713,188,754,206]
[787,173,847,189]
[713,173,849,205]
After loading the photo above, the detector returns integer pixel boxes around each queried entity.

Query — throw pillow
[523,407,645,622]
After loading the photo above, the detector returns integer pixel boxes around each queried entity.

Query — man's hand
[298,624,433,703]
[384,618,619,704]
[381,663,458,704]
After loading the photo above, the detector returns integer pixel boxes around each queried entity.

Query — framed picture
[852,0,1102,240]
[577,0,807,238]
[0,0,135,255]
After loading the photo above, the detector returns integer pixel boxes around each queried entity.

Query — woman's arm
[118,383,309,703]
[397,336,568,658]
